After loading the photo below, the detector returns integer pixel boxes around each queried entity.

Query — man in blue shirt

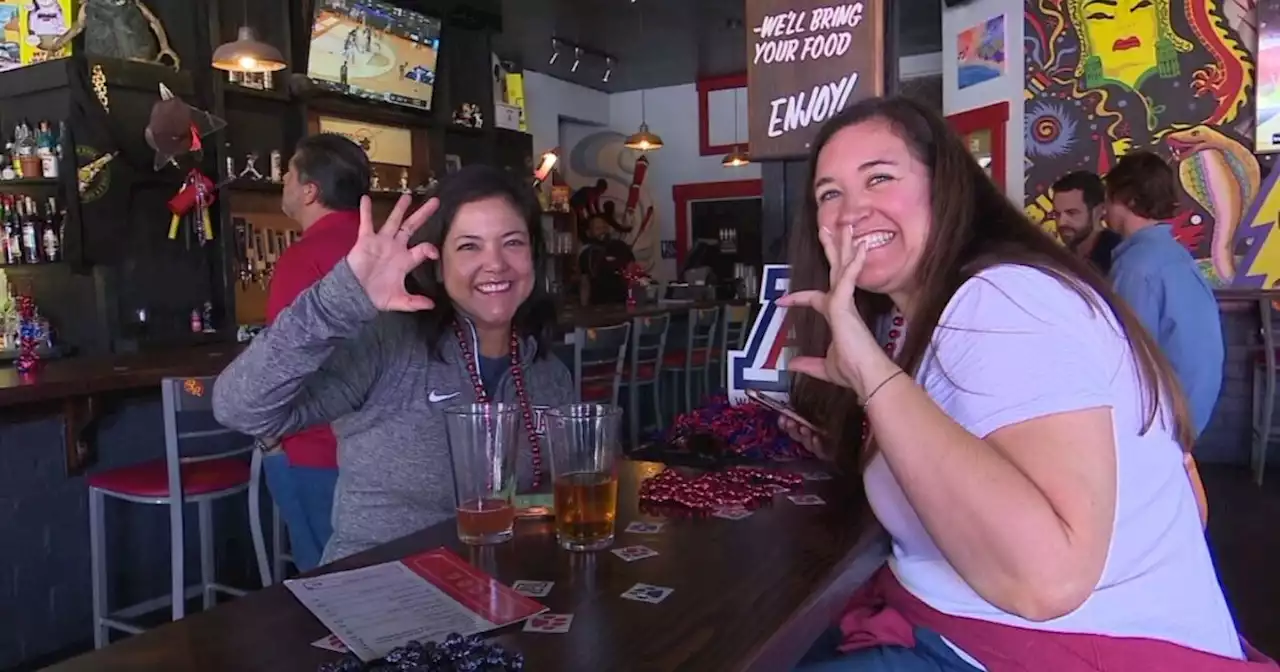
[1105,151,1224,436]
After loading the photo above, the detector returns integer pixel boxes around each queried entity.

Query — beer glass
[445,404,520,545]
[546,404,622,551]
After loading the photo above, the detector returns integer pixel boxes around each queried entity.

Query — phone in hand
[745,389,825,435]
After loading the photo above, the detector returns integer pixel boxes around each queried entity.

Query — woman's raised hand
[777,225,895,397]
[346,194,440,312]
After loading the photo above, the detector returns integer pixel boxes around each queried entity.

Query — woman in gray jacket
[214,166,575,564]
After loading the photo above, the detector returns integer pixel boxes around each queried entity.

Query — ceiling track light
[571,47,581,73]
[548,38,559,65]
[603,58,612,83]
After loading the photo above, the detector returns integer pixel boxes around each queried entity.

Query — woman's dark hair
[788,96,1192,477]
[406,164,556,360]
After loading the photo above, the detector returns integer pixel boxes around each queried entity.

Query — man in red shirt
[261,133,369,571]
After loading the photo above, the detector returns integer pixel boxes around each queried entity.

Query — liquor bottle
[41,197,59,262]
[36,121,56,179]
[5,197,18,264]
[0,197,9,264]
[19,197,38,264]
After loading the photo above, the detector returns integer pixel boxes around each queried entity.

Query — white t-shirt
[864,264,1241,659]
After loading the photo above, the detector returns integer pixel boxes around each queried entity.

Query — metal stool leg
[248,448,273,587]
[89,488,109,649]
[168,497,185,621]
[272,504,290,582]
[198,499,215,610]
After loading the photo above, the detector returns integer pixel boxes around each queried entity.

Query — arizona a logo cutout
[728,265,794,405]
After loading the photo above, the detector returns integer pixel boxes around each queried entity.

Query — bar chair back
[86,376,253,648]
[572,322,632,406]
[664,306,722,415]
[711,303,754,392]
[624,313,671,448]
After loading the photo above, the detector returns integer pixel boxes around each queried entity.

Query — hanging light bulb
[623,6,662,152]
[212,25,287,73]
[602,58,612,83]
[548,39,560,65]
[571,47,581,73]
[624,122,664,151]
[721,87,750,167]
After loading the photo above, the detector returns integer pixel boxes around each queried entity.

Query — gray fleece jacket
[213,260,575,563]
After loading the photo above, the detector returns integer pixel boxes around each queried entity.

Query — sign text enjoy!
[746,0,883,160]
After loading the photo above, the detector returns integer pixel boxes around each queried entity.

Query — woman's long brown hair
[787,96,1193,477]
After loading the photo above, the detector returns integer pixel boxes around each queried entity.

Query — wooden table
[49,461,886,672]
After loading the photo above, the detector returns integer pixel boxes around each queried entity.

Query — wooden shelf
[227,180,282,193]
[224,84,291,103]
[0,178,59,190]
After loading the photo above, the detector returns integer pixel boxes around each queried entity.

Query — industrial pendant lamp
[212,0,286,73]
[721,88,750,167]
[623,5,663,152]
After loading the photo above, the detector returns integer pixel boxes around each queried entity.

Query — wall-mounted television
[306,0,442,112]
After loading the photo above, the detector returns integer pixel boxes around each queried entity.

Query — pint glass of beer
[546,404,622,551]
[445,404,521,545]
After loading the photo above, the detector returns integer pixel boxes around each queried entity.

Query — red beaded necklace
[452,322,544,488]
[861,309,905,447]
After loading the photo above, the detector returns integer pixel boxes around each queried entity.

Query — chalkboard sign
[746,0,884,161]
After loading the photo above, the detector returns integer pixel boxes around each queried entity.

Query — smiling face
[1081,0,1159,88]
[812,118,932,306]
[441,195,535,332]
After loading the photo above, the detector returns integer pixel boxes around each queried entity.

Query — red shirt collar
[304,209,359,239]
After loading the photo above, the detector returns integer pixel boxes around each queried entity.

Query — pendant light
[623,5,663,152]
[721,87,750,167]
[212,0,286,73]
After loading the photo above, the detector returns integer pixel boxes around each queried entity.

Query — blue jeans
[795,626,984,671]
[262,452,338,572]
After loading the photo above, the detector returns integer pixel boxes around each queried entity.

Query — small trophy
[371,173,381,191]
[225,153,236,179]
[239,152,264,180]
[269,150,283,183]
[399,168,410,194]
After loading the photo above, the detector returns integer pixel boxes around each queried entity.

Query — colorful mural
[1023,0,1266,287]
[562,131,661,275]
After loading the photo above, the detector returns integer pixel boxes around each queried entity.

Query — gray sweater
[213,260,575,563]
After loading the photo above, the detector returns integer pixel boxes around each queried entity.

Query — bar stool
[709,303,754,392]
[570,322,632,406]
[663,306,722,416]
[248,440,293,586]
[621,313,671,448]
[1250,299,1277,484]
[86,376,254,648]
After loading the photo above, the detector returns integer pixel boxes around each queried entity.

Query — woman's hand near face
[347,194,441,312]
[778,415,831,462]
[778,224,899,398]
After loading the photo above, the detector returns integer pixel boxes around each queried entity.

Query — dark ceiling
[492,0,942,93]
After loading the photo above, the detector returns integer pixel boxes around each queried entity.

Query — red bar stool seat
[88,376,256,649]
[88,458,250,498]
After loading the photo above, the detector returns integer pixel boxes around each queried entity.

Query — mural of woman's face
[1081,0,1159,89]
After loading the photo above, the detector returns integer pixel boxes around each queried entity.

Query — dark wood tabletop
[48,460,886,672]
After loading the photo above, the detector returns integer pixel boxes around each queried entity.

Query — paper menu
[286,548,546,661]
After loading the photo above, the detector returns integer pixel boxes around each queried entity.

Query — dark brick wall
[0,394,261,669]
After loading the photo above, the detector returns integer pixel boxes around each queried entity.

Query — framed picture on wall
[1259,0,1280,153]
[445,154,462,174]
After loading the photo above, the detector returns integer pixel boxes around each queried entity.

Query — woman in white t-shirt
[778,97,1264,671]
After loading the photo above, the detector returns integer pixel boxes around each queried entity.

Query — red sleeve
[265,244,328,326]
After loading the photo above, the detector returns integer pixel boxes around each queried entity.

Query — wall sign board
[746,0,885,161]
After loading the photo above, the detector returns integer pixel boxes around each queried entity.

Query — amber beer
[546,404,624,551]
[554,471,619,550]
[456,498,516,545]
